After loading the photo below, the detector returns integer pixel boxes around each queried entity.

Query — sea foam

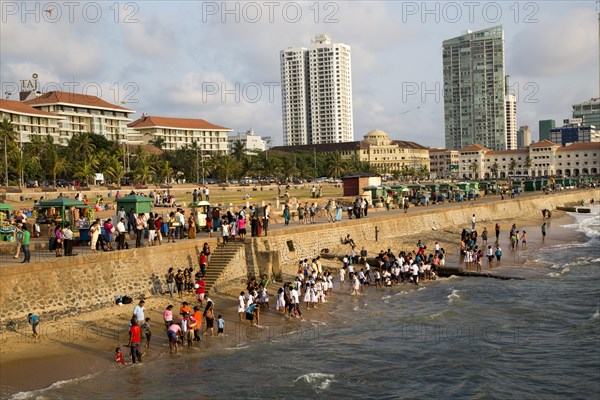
[294,373,336,391]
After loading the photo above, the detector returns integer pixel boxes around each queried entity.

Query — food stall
[189,201,210,228]
[0,203,15,241]
[116,195,153,215]
[35,198,90,230]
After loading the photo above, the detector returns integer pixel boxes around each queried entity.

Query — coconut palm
[51,156,68,188]
[74,160,96,186]
[134,164,155,185]
[150,137,166,150]
[490,162,499,179]
[231,140,246,162]
[0,117,17,187]
[508,159,517,177]
[105,157,125,185]
[326,151,347,178]
[524,156,532,177]
[69,132,96,161]
[158,160,174,184]
[470,161,479,179]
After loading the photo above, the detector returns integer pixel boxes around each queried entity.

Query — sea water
[8,207,600,399]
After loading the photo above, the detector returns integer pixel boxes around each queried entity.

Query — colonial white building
[458,140,600,179]
[429,148,460,179]
[281,34,353,146]
[0,99,64,145]
[227,129,268,154]
[24,91,134,145]
[127,115,230,153]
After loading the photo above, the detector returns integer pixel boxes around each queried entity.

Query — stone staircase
[204,241,245,292]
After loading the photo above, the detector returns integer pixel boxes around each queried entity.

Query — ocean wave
[294,373,336,391]
[592,309,600,321]
[10,373,96,400]
[547,272,561,278]
[447,289,460,304]
[381,295,392,300]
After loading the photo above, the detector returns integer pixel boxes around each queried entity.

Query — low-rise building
[458,140,599,178]
[227,129,268,154]
[24,91,134,145]
[127,115,231,153]
[429,148,459,179]
[272,129,430,174]
[0,99,64,145]
[549,121,599,146]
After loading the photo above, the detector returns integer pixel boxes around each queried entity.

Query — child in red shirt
[115,347,126,364]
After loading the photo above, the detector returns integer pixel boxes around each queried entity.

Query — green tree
[150,137,166,150]
[326,151,346,178]
[74,159,97,186]
[69,132,96,161]
[134,164,155,185]
[469,161,479,179]
[508,159,517,177]
[105,157,126,185]
[51,156,68,188]
[490,162,499,179]
[524,156,532,176]
[157,160,174,184]
[230,139,246,162]
[0,117,17,187]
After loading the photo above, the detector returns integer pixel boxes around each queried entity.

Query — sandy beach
[0,205,581,397]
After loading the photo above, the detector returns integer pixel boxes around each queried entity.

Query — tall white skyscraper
[443,26,507,150]
[280,34,353,146]
[505,94,517,150]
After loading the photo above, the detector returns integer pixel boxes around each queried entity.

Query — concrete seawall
[0,190,597,326]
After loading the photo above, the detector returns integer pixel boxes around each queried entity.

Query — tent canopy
[0,203,14,211]
[189,201,210,208]
[117,195,153,214]
[39,198,85,208]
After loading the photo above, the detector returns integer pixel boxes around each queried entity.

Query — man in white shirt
[116,218,127,250]
[133,300,145,325]
[204,187,210,201]
[471,214,476,230]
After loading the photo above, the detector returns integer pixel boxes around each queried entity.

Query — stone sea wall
[246,190,600,277]
[0,238,219,327]
[0,190,597,326]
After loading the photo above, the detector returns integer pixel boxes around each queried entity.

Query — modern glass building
[572,98,600,128]
[443,26,507,151]
[538,119,556,141]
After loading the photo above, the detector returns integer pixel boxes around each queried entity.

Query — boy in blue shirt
[217,315,224,337]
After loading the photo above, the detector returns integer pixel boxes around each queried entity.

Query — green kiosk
[116,195,154,215]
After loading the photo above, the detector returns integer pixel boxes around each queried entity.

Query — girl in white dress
[339,267,345,287]
[276,287,286,312]
[303,283,313,308]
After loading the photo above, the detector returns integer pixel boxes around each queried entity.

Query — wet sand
[0,209,582,397]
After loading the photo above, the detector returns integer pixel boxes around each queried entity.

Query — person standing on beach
[133,300,145,325]
[167,322,181,354]
[541,222,547,240]
[495,245,502,263]
[487,245,494,267]
[481,228,488,245]
[129,318,143,364]
[495,223,500,242]
[141,318,152,349]
[238,291,246,321]
[116,218,126,250]
[27,313,39,338]
[471,214,476,230]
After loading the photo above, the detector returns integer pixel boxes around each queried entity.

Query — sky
[0,0,598,146]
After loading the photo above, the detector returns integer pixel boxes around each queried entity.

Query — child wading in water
[115,347,127,364]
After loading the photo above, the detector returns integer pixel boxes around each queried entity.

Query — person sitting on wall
[342,234,356,247]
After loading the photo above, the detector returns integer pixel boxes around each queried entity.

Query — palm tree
[69,132,96,161]
[51,156,68,188]
[214,154,239,183]
[524,156,532,177]
[469,161,479,179]
[74,160,96,186]
[105,157,125,185]
[231,140,246,162]
[158,160,174,184]
[150,137,166,150]
[490,162,499,179]
[280,156,299,181]
[0,117,17,187]
[508,159,517,177]
[134,164,155,185]
[326,151,346,178]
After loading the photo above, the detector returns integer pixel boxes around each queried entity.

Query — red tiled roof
[460,144,490,152]
[557,142,600,151]
[24,91,133,112]
[128,116,230,131]
[125,143,164,155]
[0,99,63,118]
[529,140,557,148]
